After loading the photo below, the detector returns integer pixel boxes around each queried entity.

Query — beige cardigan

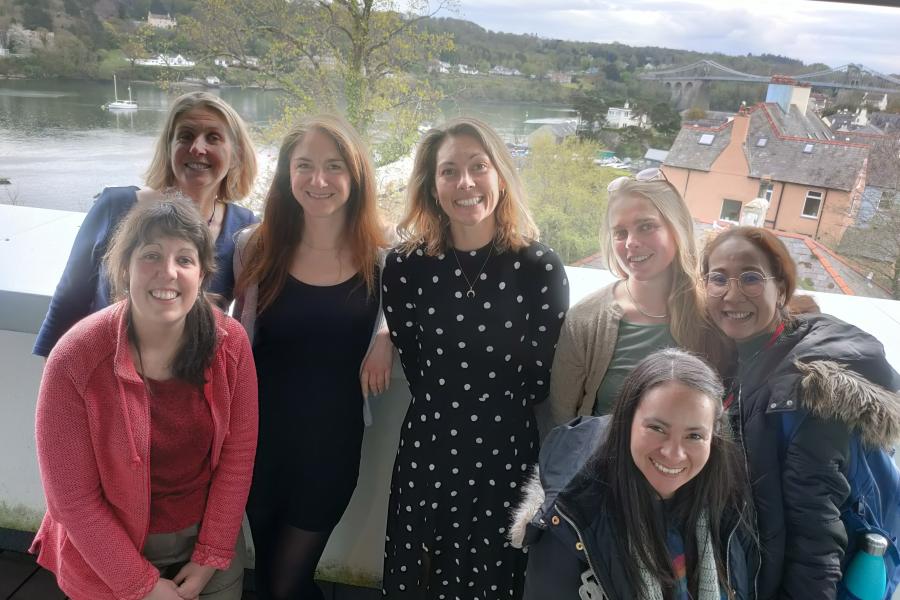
[548,281,624,425]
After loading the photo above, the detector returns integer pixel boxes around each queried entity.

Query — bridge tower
[666,79,710,111]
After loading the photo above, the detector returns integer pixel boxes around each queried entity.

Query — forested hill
[420,16,830,77]
[2,0,830,78]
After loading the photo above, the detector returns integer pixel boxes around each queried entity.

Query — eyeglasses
[704,271,776,298]
[607,167,671,194]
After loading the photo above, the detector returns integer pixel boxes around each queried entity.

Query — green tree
[648,101,680,135]
[185,0,454,164]
[522,136,626,264]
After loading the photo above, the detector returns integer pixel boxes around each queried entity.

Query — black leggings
[248,507,332,600]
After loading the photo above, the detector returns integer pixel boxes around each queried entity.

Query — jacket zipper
[555,504,610,599]
[726,513,737,597]
[735,383,761,599]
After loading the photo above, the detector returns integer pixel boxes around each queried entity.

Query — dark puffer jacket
[732,313,900,600]
[510,416,756,599]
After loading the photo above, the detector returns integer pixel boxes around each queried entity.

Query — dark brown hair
[235,114,386,312]
[105,197,218,385]
[595,348,750,599]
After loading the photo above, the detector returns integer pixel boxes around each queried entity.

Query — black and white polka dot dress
[381,239,569,599]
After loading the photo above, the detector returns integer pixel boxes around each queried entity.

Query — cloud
[448,0,899,74]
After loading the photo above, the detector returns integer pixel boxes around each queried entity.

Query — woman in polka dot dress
[381,117,569,599]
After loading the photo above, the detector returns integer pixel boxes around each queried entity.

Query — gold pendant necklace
[452,242,495,299]
[624,278,668,319]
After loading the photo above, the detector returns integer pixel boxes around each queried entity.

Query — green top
[593,320,676,416]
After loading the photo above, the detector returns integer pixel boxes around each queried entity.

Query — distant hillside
[419,16,831,77]
[1,0,829,76]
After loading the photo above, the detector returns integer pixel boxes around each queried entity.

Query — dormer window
[756,138,768,147]
[698,133,715,145]
[803,144,814,154]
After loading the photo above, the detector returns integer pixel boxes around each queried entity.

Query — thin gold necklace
[163,187,218,225]
[624,278,668,319]
[452,242,494,299]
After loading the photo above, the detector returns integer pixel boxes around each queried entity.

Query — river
[0,78,574,212]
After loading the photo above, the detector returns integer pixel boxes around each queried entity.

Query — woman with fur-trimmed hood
[701,226,900,599]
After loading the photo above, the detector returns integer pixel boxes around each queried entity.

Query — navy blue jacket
[732,314,900,600]
[512,417,756,600]
[33,186,258,357]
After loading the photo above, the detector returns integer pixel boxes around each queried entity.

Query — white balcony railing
[2,204,900,587]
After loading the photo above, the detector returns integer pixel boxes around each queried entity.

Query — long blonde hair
[397,117,538,255]
[602,179,734,376]
[235,114,386,312]
[145,91,257,202]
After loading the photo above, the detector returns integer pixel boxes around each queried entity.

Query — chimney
[710,108,751,175]
[766,76,811,114]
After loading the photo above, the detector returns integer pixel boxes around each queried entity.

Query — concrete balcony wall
[3,204,900,588]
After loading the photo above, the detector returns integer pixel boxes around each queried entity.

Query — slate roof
[664,124,733,172]
[665,103,869,192]
[644,148,669,162]
[865,137,900,189]
[870,112,900,134]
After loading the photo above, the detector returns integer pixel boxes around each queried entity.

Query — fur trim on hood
[798,360,900,449]
[509,468,544,549]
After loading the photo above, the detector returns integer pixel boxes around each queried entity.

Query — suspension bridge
[637,60,900,108]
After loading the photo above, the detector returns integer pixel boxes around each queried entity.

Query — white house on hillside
[135,54,196,67]
[147,11,177,29]
[606,101,650,129]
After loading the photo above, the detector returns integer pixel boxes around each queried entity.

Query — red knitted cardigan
[30,301,258,600]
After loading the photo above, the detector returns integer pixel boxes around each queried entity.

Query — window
[720,199,742,222]
[802,191,822,218]
[879,190,895,211]
[698,133,715,145]
[803,143,814,154]
[764,183,774,201]
[756,137,768,147]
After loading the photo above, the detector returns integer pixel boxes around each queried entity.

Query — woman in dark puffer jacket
[701,226,900,599]
[512,348,757,599]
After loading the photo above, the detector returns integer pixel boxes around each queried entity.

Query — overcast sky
[449,0,898,75]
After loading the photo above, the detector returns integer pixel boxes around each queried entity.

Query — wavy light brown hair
[105,197,218,385]
[397,117,538,255]
[235,114,386,312]
[602,179,734,376]
[145,91,257,202]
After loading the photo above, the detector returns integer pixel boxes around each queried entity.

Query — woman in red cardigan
[30,197,258,600]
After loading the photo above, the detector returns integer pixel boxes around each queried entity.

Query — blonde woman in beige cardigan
[548,170,731,425]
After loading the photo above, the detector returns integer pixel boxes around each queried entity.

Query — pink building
[662,82,869,247]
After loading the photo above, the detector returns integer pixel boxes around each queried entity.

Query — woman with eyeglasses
[701,226,900,600]
[547,169,732,426]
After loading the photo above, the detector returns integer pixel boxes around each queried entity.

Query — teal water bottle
[843,533,888,600]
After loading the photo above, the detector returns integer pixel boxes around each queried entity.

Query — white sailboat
[104,74,138,110]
